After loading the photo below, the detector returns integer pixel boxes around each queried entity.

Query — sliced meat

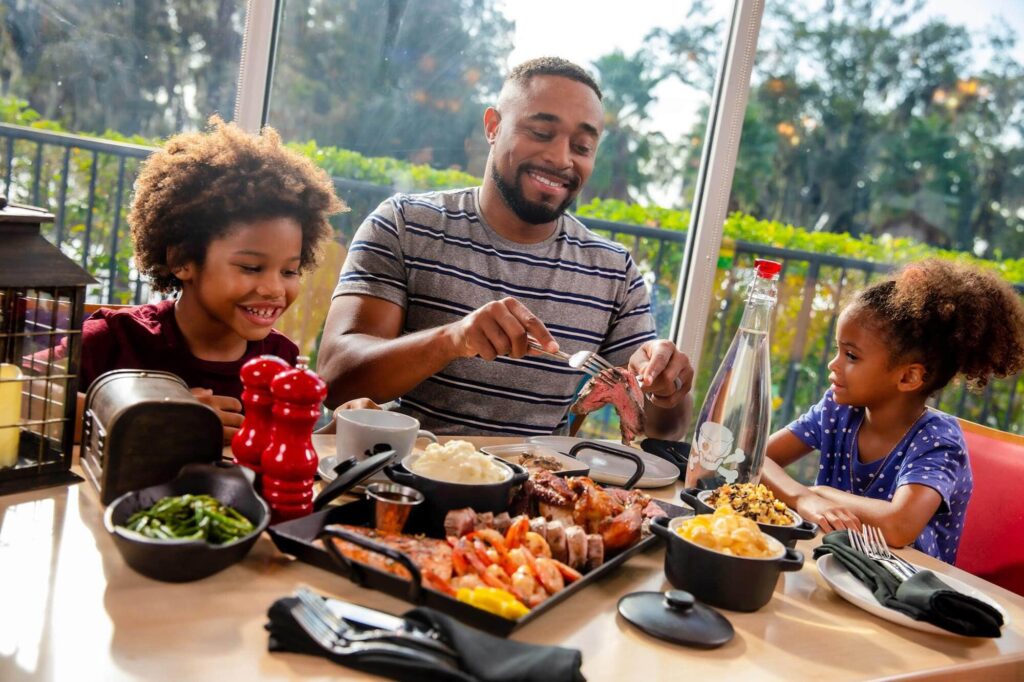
[322,524,453,581]
[570,367,645,445]
[493,512,512,534]
[539,502,576,527]
[546,520,568,563]
[585,533,605,570]
[444,508,477,539]
[565,525,587,570]
[529,516,547,539]
[643,500,667,519]
[474,511,495,530]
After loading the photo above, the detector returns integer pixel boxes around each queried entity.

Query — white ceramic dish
[525,436,678,488]
[479,443,590,476]
[816,554,1008,636]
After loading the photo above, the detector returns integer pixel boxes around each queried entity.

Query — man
[318,57,693,438]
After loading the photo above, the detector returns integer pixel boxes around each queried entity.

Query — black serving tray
[268,496,693,636]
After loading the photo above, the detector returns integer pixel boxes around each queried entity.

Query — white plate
[816,554,1008,636]
[479,443,591,476]
[525,436,679,488]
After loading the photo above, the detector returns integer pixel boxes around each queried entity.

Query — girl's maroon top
[79,299,299,401]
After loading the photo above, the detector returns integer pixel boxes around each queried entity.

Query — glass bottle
[684,259,781,491]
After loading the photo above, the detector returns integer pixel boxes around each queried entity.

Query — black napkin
[640,438,690,478]
[266,597,586,682]
[813,531,1004,637]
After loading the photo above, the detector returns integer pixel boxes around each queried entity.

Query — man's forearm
[318,326,459,408]
[643,393,692,440]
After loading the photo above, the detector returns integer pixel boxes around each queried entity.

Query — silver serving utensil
[295,587,459,660]
[290,601,459,669]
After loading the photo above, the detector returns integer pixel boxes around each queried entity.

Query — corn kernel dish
[673,506,783,559]
[704,483,794,526]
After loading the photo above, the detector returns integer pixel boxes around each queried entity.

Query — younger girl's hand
[191,387,244,444]
[796,491,862,534]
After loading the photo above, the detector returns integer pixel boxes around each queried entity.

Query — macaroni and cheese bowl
[384,440,529,534]
[680,484,819,548]
[651,508,804,612]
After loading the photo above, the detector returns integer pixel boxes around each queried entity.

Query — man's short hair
[506,57,602,101]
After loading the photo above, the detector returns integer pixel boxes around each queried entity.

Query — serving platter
[268,497,693,636]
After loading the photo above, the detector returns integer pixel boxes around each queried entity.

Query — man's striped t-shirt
[332,187,657,436]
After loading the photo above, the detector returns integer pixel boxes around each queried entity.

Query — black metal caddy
[267,441,692,636]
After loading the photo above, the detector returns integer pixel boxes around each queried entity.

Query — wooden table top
[0,436,1022,681]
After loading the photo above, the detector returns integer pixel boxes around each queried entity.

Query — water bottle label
[692,422,746,483]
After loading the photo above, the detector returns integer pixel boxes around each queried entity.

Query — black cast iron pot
[104,461,270,582]
[679,488,819,548]
[385,453,529,535]
[650,515,804,612]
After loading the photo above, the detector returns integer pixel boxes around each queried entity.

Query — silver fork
[863,525,919,577]
[526,338,616,383]
[850,526,915,581]
[294,587,458,659]
[289,602,458,668]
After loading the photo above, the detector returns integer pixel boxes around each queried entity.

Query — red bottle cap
[754,259,782,279]
[240,355,291,387]
[270,365,328,404]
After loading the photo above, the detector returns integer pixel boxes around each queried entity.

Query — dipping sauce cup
[366,482,424,533]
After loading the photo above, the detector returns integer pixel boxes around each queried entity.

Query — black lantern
[0,198,95,494]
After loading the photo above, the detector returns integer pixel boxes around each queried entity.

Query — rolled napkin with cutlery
[813,530,1004,637]
[266,595,586,682]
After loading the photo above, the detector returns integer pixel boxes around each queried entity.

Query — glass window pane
[716,0,1024,480]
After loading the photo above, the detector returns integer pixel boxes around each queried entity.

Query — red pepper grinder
[260,356,326,523]
[232,354,292,485]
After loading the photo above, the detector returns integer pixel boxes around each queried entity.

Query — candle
[0,363,22,468]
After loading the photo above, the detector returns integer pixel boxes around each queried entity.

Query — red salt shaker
[232,354,292,483]
[260,356,326,523]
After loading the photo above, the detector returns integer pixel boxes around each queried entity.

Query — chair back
[274,239,347,361]
[955,418,1024,596]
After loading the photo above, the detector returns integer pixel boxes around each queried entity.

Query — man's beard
[491,162,578,225]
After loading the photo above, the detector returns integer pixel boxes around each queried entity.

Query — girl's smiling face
[174,216,303,344]
[827,309,908,407]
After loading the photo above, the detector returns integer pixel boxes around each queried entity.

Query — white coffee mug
[335,408,438,464]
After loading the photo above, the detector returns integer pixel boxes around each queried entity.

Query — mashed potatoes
[411,440,509,484]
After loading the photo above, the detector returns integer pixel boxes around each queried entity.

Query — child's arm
[190,388,244,445]
[762,429,862,532]
[808,484,942,547]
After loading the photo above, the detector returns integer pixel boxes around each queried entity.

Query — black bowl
[385,453,529,534]
[651,515,804,612]
[679,488,819,548]
[103,461,270,582]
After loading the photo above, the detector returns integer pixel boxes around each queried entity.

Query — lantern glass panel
[0,286,80,475]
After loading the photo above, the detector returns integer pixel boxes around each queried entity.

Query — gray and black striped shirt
[333,187,656,436]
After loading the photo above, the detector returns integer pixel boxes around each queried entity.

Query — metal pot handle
[384,462,416,486]
[318,527,424,603]
[777,547,805,572]
[649,515,674,541]
[568,441,645,490]
[678,488,708,513]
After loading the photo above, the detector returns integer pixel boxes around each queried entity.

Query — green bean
[119,494,256,544]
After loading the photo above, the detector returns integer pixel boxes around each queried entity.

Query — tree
[267,0,513,173]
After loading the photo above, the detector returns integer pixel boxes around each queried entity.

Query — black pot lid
[313,449,395,511]
[617,590,734,649]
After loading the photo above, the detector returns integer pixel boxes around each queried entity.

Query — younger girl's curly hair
[129,116,346,292]
[851,259,1024,392]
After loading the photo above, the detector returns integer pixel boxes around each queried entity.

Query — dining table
[1,435,1022,681]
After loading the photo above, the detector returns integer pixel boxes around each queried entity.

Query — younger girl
[763,259,1024,563]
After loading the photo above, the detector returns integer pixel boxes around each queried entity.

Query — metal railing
[2,122,1021,435]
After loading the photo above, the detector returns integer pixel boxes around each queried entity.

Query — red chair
[955,418,1024,596]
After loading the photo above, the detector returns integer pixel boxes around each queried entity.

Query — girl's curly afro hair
[852,258,1024,393]
[129,115,346,292]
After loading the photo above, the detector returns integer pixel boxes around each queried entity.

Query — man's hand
[628,339,693,408]
[446,296,557,361]
[796,489,862,533]
[191,387,244,445]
